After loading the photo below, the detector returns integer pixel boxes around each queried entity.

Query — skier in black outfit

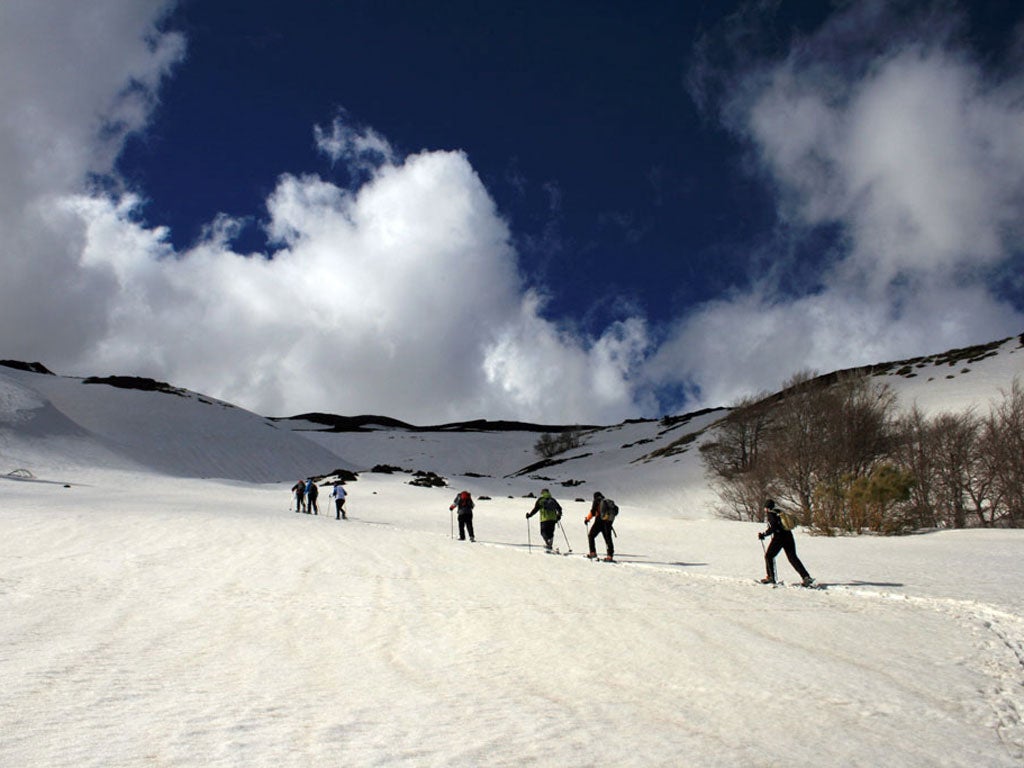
[292,480,306,513]
[759,499,814,586]
[585,491,615,561]
[306,479,319,515]
[450,490,475,541]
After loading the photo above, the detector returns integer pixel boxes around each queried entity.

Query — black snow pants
[765,530,809,581]
[458,513,475,540]
[588,518,614,557]
[539,519,556,549]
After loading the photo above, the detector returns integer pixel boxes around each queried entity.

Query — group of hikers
[292,478,347,520]
[449,487,619,560]
[295,480,814,585]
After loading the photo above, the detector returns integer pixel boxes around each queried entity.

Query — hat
[764,499,775,510]
[593,491,604,499]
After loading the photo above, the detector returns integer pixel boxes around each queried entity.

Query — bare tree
[984,379,1024,526]
[534,428,585,459]
[767,371,826,518]
[771,372,896,532]
[929,411,982,529]
[892,406,940,529]
[699,394,775,520]
[703,370,1024,534]
[702,372,897,531]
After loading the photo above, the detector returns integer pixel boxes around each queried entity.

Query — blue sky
[120,1,781,329]
[1,1,1023,424]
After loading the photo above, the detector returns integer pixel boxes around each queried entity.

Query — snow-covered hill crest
[1,332,1022,498]
[0,366,349,482]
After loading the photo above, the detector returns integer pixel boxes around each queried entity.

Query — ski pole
[527,517,532,554]
[557,520,572,553]
[450,507,454,540]
[760,536,772,580]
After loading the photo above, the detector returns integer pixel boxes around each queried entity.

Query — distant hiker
[306,479,319,515]
[331,483,347,520]
[758,499,814,586]
[585,491,616,562]
[450,490,475,541]
[292,480,306,513]
[526,489,562,552]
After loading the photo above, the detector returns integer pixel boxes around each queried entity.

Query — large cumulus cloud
[0,2,648,424]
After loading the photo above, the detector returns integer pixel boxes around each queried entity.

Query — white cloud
[0,0,183,361]
[750,43,1024,283]
[483,296,651,423]
[313,115,396,172]
[647,279,1017,408]
[656,1,1024,408]
[4,1,1020,425]
[0,1,648,424]
[50,149,650,423]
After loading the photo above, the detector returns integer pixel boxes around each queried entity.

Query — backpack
[541,496,559,512]
[458,491,473,509]
[778,509,797,531]
[599,498,619,522]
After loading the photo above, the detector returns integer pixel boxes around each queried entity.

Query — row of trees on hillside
[534,428,584,458]
[700,373,1024,534]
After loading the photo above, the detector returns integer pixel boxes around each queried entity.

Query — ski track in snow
[486,537,1024,764]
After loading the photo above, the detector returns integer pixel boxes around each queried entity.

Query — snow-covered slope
[282,408,725,517]
[3,333,1021,497]
[1,336,1024,767]
[2,470,1023,767]
[282,333,1024,517]
[0,367,349,483]
[872,333,1024,415]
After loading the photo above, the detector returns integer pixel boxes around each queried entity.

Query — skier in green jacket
[526,488,562,552]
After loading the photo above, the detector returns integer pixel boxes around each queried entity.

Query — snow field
[2,472,1023,767]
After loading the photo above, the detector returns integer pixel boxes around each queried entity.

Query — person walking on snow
[526,489,562,552]
[585,491,615,561]
[759,499,814,586]
[292,480,306,513]
[450,490,475,541]
[331,483,347,520]
[305,478,319,515]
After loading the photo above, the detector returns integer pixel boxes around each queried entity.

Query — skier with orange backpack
[585,491,617,562]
